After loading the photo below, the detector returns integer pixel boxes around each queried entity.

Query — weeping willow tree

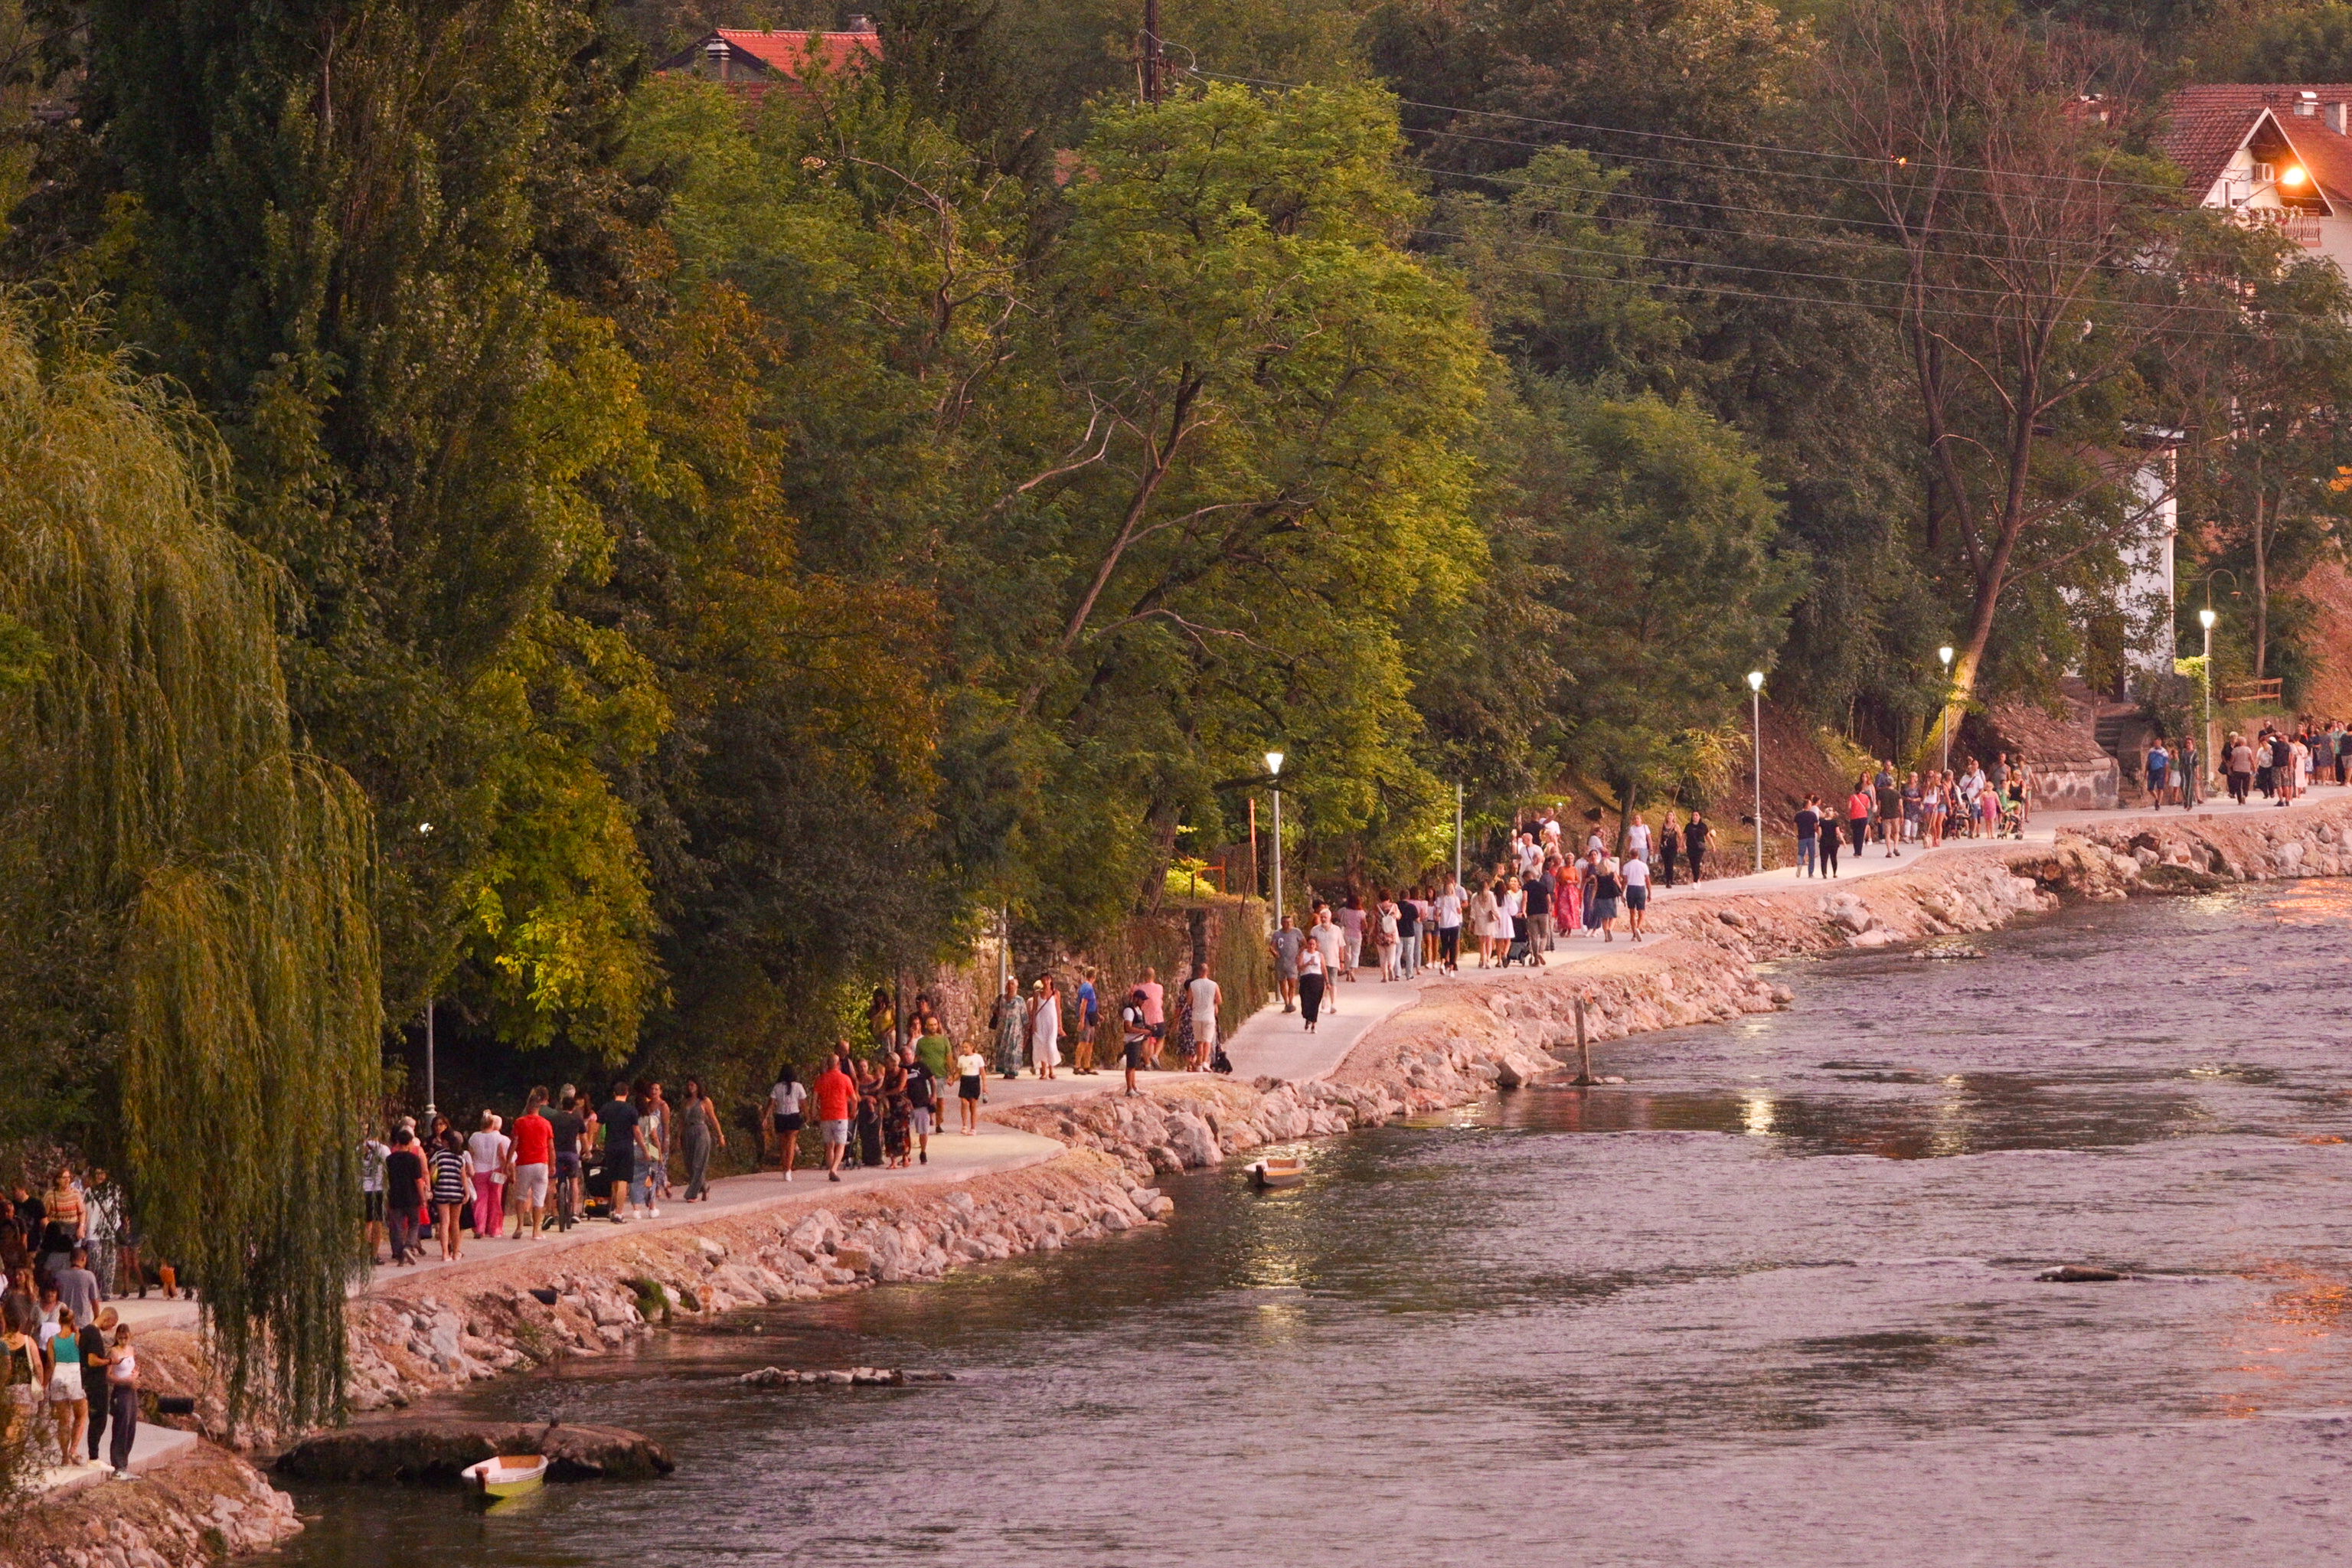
[0,305,380,1432]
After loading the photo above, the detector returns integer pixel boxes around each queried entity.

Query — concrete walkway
[112,780,2351,1338]
[30,1422,199,1496]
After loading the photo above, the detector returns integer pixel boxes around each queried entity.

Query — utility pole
[1140,0,1164,103]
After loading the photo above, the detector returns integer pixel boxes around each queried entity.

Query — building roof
[655,28,880,89]
[2158,84,2352,208]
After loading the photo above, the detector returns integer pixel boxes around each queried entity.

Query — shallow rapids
[273,885,2352,1565]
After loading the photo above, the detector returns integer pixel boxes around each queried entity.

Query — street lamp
[417,819,436,1123]
[1746,671,1766,874]
[1265,751,1285,930]
[1936,645,1955,776]
[2199,607,2217,802]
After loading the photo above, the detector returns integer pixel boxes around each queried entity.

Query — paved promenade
[106,780,2351,1341]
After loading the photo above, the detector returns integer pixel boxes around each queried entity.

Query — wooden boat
[1250,1155,1306,1190]
[461,1455,548,1499]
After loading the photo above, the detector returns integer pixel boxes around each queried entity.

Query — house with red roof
[2158,84,2352,266]
[658,18,881,98]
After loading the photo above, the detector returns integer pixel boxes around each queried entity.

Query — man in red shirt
[812,1050,859,1184]
[509,1086,555,1240]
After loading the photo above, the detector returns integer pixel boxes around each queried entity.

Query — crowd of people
[0,1165,145,1481]
[2212,720,2347,805]
[1790,754,2035,874]
[364,1076,733,1259]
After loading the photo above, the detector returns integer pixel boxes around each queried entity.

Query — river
[273,885,2352,1565]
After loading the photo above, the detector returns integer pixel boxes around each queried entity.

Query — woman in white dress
[1027,978,1062,1080]
[1468,880,1499,968]
[1498,875,1523,957]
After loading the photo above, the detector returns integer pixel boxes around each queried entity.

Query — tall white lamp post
[1936,645,1955,776]
[2198,608,2217,798]
[1266,751,1285,929]
[1747,671,1766,874]
[418,819,436,1122]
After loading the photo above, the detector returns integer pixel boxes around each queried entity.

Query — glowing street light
[1936,645,1956,776]
[1265,751,1285,929]
[1747,671,1766,874]
[2199,608,2218,802]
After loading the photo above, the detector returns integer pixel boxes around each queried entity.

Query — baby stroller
[1999,793,2024,839]
[1504,915,1534,967]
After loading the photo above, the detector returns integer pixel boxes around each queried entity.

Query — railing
[2239,206,2324,246]
[2220,677,2285,703]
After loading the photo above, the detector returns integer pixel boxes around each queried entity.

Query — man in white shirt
[1626,814,1651,862]
[1622,851,1651,941]
[1310,906,1346,983]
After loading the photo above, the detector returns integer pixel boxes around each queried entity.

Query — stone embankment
[8,1444,299,1568]
[21,798,2349,1567]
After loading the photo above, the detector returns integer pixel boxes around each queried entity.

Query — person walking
[54,1248,99,1332]
[1657,811,1680,887]
[637,1082,671,1214]
[1297,935,1327,1033]
[1795,794,1821,877]
[1186,962,1222,1070]
[1435,878,1465,972]
[768,1067,806,1181]
[430,1129,472,1256]
[1027,977,1063,1081]
[814,1052,858,1181]
[1393,892,1419,978]
[595,1083,639,1223]
[2147,738,2170,809]
[1073,972,1100,1075]
[2178,738,2199,810]
[1521,871,1550,965]
[851,1060,884,1170]
[1684,811,1713,884]
[465,1112,508,1246]
[508,1088,553,1239]
[677,1078,724,1202]
[2,1318,37,1460]
[44,1305,86,1465]
[1138,967,1167,1067]
[101,1321,137,1480]
[1121,988,1152,1096]
[1338,896,1366,982]
[991,977,1026,1078]
[956,1041,987,1132]
[77,1307,112,1464]
[1874,766,1903,856]
[903,1047,937,1165]
[1272,914,1304,1013]
[384,1129,426,1265]
[2227,734,2253,805]
[1622,850,1651,939]
[1590,856,1622,942]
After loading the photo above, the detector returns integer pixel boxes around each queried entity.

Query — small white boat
[461,1455,548,1499]
[1250,1156,1306,1189]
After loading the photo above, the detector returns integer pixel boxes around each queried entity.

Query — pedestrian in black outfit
[1683,811,1711,884]
[1657,816,1678,888]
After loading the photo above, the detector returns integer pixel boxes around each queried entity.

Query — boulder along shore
[21,797,2352,1568]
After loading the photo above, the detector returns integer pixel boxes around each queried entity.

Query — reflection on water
[274,888,2352,1566]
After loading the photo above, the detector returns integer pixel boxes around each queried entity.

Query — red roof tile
[2159,84,2352,205]
[714,28,878,82]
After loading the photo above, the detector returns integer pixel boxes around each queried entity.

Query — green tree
[0,311,377,1432]
[84,0,668,1055]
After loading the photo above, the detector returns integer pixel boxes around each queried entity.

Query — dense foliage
[3,0,2350,1421]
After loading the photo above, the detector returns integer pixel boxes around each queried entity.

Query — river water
[274,887,2352,1566]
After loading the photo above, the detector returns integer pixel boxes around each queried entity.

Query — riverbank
[18,792,2352,1567]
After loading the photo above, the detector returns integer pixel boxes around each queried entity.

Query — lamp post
[1455,781,1464,887]
[1936,645,1955,776]
[1746,671,1766,874]
[417,820,436,1122]
[1266,751,1285,929]
[2199,607,2217,799]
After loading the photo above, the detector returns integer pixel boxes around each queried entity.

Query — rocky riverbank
[21,796,2352,1567]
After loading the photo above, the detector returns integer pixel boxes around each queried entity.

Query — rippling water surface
[274,887,2352,1566]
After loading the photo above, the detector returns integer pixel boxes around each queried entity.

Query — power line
[1420,163,2132,260]
[1189,66,2194,198]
